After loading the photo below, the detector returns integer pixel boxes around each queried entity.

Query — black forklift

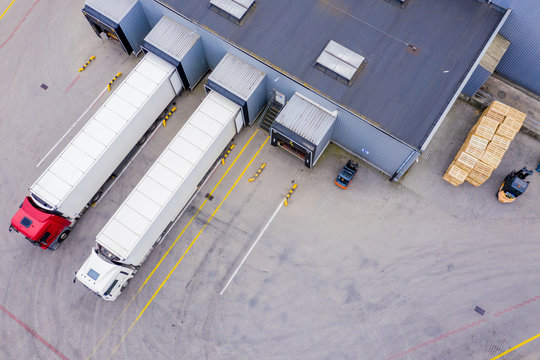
[498,167,533,203]
[335,160,359,189]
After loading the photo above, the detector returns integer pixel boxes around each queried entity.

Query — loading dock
[206,53,267,126]
[82,0,150,55]
[142,16,208,91]
[270,93,337,168]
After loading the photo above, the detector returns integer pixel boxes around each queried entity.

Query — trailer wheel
[148,120,158,132]
[91,191,103,204]
[58,230,70,243]
[137,134,147,146]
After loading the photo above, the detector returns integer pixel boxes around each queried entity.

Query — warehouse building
[83,0,515,180]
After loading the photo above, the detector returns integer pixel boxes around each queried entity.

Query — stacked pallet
[443,101,526,187]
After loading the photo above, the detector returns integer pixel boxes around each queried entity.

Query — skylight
[209,0,255,24]
[314,40,365,85]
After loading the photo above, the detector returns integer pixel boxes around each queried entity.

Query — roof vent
[209,0,255,24]
[314,40,365,86]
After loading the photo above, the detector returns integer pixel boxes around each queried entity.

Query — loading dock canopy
[143,16,208,90]
[206,53,266,125]
[83,0,150,55]
[84,0,138,23]
[270,93,337,168]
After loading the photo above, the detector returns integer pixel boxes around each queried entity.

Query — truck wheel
[122,279,129,288]
[58,230,70,243]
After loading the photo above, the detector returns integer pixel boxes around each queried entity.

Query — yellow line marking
[107,136,270,360]
[85,129,260,360]
[0,0,16,20]
[490,332,540,360]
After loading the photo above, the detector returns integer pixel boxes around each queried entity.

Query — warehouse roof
[160,0,505,148]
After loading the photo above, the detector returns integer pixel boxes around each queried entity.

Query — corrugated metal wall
[139,0,420,177]
[119,1,150,55]
[490,0,540,95]
[181,41,208,89]
[462,65,491,97]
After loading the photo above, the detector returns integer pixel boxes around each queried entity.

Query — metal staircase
[259,95,283,132]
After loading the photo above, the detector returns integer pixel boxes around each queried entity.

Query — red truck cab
[9,197,71,249]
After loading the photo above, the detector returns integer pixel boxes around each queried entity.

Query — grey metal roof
[208,53,266,101]
[159,0,505,148]
[84,0,137,23]
[275,93,337,145]
[144,16,200,62]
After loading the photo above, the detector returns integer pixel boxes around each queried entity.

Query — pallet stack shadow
[443,101,527,186]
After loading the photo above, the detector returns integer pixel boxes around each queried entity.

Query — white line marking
[220,200,284,296]
[35,87,108,168]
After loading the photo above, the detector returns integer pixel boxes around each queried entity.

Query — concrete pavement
[1,1,540,360]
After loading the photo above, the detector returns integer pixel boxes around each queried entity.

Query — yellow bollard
[248,163,266,182]
[162,107,177,127]
[284,183,298,206]
[221,144,236,165]
[78,56,96,72]
[107,72,122,91]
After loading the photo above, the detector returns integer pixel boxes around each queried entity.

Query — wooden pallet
[442,100,525,187]
[474,116,499,140]
[490,134,511,150]
[465,160,493,187]
[443,162,468,186]
[496,122,518,140]
[501,115,524,132]
[489,101,511,117]
[481,143,506,168]
[455,150,478,172]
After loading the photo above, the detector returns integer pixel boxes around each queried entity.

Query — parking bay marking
[490,331,540,360]
[220,198,284,296]
[107,136,270,360]
[85,129,260,360]
[36,86,108,168]
[0,0,16,21]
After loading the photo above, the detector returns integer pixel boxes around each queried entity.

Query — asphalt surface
[1,1,540,360]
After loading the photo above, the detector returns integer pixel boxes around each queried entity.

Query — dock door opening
[269,93,337,169]
[82,10,132,54]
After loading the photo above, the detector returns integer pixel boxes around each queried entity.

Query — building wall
[139,0,420,177]
[119,1,150,55]
[462,65,491,97]
[491,0,540,95]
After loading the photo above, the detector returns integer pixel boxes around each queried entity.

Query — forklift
[335,160,359,189]
[497,167,533,203]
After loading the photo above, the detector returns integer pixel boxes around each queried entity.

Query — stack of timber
[443,101,526,187]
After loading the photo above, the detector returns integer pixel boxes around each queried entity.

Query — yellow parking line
[107,136,270,360]
[85,129,259,360]
[490,332,540,360]
[0,0,16,20]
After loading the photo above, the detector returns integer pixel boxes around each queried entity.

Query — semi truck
[76,90,243,300]
[9,53,183,249]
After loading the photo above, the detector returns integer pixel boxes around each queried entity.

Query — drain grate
[474,306,485,315]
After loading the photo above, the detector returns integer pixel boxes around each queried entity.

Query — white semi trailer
[10,53,182,249]
[76,90,243,300]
